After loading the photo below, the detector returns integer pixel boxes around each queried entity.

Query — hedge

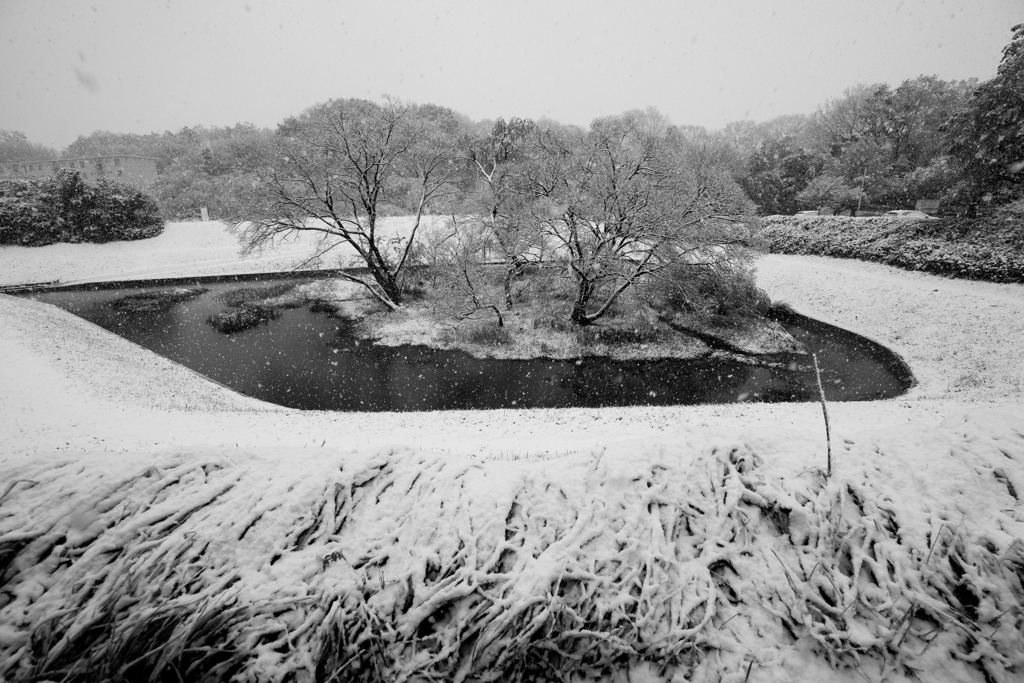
[0,169,164,246]
[758,215,1024,283]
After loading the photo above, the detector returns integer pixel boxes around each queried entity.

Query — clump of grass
[457,322,513,346]
[575,322,660,345]
[766,300,797,317]
[532,314,573,333]
[110,287,207,313]
[308,299,345,317]
[206,282,305,334]
[26,593,250,683]
[219,283,297,308]
[206,305,279,333]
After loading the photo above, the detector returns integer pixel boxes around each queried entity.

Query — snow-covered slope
[1,412,1022,682]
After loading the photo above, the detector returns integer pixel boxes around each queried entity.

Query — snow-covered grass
[1,416,1022,682]
[1,223,1023,682]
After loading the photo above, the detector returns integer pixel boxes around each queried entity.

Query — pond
[19,275,913,412]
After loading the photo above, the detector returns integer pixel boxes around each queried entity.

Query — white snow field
[0,222,1022,682]
[0,216,443,288]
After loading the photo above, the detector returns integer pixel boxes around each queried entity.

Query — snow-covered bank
[0,217,444,287]
[1,223,1023,681]
[2,412,1022,682]
[756,253,1024,405]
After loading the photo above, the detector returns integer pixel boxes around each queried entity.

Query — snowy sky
[0,0,1020,150]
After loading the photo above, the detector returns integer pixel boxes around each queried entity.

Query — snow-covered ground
[0,216,444,287]
[1,222,1022,682]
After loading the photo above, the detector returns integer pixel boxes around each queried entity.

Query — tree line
[3,24,1021,222]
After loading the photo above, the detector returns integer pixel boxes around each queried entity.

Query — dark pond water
[20,275,913,412]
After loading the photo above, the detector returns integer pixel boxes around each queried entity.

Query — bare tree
[231,98,465,309]
[464,118,543,311]
[428,217,506,327]
[517,110,757,326]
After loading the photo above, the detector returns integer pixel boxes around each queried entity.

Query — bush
[759,215,1024,283]
[206,305,279,333]
[645,262,771,320]
[0,169,164,246]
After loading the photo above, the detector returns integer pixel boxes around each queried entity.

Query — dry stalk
[812,353,832,478]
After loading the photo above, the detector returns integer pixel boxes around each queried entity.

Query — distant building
[0,155,158,189]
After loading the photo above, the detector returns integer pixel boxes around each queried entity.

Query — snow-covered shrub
[206,304,279,333]
[0,178,61,245]
[0,170,164,246]
[760,215,1024,283]
[643,260,772,320]
[86,177,164,243]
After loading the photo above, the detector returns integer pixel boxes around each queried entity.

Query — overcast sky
[1,0,1020,150]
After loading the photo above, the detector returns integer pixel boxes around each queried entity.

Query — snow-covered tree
[232,98,467,310]
[516,110,757,326]
[795,174,865,214]
[946,23,1024,207]
[464,117,543,310]
[0,130,57,164]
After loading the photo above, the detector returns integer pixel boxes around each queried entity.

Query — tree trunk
[381,282,403,307]
[570,279,595,326]
[503,268,514,311]
[369,265,403,308]
[489,305,504,327]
